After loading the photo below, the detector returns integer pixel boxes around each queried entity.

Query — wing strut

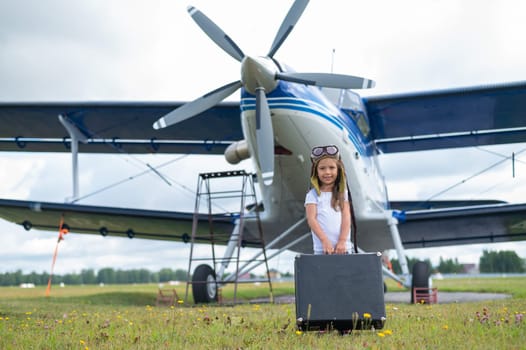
[58,114,89,202]
[388,213,410,287]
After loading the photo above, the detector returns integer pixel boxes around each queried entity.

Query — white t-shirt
[305,188,352,254]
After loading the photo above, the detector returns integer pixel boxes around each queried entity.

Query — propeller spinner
[153,0,375,186]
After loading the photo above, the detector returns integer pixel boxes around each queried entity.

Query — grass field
[1,277,524,349]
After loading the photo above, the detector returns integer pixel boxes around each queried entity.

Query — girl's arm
[305,203,334,254]
[335,200,351,254]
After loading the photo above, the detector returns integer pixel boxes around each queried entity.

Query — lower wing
[397,203,526,248]
[0,198,241,245]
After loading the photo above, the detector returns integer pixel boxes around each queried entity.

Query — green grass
[1,278,525,349]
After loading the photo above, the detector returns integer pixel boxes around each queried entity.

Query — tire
[411,261,430,303]
[192,264,218,304]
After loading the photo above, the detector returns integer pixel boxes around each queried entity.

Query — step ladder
[184,170,273,304]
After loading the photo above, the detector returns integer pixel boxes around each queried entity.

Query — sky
[1,0,526,277]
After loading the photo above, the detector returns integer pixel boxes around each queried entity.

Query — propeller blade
[276,72,376,89]
[255,87,274,186]
[187,6,245,62]
[153,81,242,129]
[268,0,309,58]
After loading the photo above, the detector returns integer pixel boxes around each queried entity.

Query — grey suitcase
[294,253,386,332]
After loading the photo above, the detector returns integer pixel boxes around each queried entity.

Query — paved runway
[384,291,510,304]
[259,292,511,304]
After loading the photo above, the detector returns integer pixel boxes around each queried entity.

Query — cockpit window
[340,89,370,137]
[321,87,371,138]
[344,109,370,137]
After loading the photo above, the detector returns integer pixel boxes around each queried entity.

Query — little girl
[304,145,352,255]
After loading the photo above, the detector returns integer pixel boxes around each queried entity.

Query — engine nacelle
[224,140,251,164]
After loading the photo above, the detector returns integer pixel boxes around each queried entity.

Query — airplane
[1,0,526,303]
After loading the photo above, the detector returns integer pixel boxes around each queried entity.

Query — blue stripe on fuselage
[240,81,373,156]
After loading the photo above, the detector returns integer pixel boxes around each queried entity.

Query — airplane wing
[0,101,242,154]
[389,200,505,211]
[364,80,526,153]
[396,203,526,249]
[0,198,256,245]
[0,198,312,253]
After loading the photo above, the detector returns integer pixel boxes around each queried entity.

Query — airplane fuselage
[239,76,395,252]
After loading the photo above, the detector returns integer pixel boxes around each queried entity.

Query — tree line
[3,249,524,286]
[0,267,188,287]
[390,249,525,275]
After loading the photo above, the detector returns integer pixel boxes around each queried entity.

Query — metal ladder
[184,170,273,304]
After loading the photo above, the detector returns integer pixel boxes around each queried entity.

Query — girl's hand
[334,240,348,254]
[322,239,334,254]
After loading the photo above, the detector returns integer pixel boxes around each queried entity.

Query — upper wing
[396,203,526,248]
[363,81,526,153]
[0,101,242,154]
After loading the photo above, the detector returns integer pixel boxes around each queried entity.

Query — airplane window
[344,109,370,137]
[321,88,370,137]
[355,113,371,137]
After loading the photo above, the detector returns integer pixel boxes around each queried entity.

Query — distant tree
[1,272,16,286]
[159,268,174,282]
[479,250,525,273]
[150,272,160,283]
[174,269,188,281]
[115,269,130,284]
[81,269,97,284]
[437,257,463,274]
[63,273,82,285]
[139,269,151,283]
[97,268,116,284]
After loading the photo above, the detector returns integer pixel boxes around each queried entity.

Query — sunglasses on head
[311,145,339,161]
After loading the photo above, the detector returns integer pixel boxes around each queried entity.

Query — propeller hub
[241,56,279,95]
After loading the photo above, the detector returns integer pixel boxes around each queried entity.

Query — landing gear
[192,264,218,304]
[410,261,430,303]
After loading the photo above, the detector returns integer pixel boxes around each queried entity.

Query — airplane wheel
[411,261,430,303]
[192,264,218,304]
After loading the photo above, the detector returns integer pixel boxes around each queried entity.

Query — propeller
[255,87,274,185]
[267,0,309,58]
[187,6,245,62]
[276,72,376,89]
[153,0,375,186]
[153,81,242,130]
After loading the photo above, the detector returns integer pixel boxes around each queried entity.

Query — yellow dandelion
[363,313,372,319]
[443,325,449,330]
[384,329,393,335]
[377,332,385,337]
[177,299,184,304]
[80,340,86,345]
[295,330,303,335]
